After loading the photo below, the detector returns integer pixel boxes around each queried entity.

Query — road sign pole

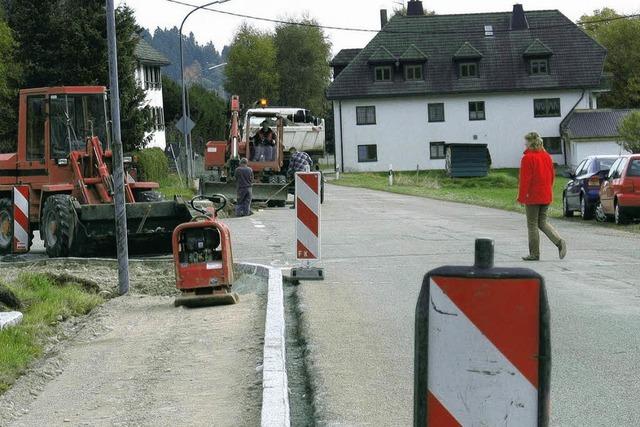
[106,0,130,295]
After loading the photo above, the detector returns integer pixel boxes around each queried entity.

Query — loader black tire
[41,194,77,258]
[0,198,13,255]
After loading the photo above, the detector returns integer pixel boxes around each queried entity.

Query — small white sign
[206,261,223,270]
[207,147,217,153]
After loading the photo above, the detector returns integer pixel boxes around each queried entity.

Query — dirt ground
[0,259,266,427]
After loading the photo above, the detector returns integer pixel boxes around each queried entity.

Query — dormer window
[368,46,397,82]
[459,62,478,78]
[530,58,548,75]
[405,64,423,81]
[453,42,482,80]
[374,66,392,82]
[523,39,553,77]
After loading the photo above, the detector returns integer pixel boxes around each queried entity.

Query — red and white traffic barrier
[12,186,30,253]
[415,239,550,426]
[295,172,320,261]
[292,172,323,280]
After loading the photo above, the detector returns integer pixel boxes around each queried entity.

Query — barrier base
[290,267,324,281]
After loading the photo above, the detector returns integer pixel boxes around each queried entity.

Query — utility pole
[106,0,130,295]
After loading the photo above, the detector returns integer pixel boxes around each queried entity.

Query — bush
[135,147,169,182]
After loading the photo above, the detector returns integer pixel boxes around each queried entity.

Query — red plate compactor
[172,195,239,307]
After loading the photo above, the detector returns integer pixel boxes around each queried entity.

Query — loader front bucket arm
[89,136,113,203]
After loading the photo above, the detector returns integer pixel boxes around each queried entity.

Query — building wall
[568,139,630,169]
[135,63,167,149]
[333,90,592,172]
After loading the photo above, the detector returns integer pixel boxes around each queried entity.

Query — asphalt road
[227,183,640,426]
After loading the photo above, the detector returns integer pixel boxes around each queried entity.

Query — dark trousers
[236,186,252,216]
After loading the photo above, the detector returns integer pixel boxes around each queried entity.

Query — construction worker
[234,158,253,216]
[253,121,277,161]
[287,147,313,209]
[287,146,313,177]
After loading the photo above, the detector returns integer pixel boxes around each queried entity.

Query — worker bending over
[287,147,312,177]
[287,147,313,209]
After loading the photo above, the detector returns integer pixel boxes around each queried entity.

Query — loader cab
[17,86,110,169]
[48,91,110,160]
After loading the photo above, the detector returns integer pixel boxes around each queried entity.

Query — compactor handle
[190,194,228,216]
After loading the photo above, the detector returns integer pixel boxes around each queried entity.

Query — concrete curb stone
[237,263,291,427]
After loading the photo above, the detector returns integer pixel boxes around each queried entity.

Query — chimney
[510,4,529,30]
[380,9,388,28]
[407,0,424,16]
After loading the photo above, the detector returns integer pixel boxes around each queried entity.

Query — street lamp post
[179,0,230,182]
[208,62,227,70]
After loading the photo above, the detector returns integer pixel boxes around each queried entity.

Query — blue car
[562,155,619,219]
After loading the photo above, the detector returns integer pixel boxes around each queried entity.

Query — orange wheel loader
[0,86,194,257]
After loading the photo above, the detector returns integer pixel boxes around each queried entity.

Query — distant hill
[141,27,228,94]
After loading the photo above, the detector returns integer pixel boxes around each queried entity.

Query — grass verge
[0,274,104,394]
[332,169,640,233]
[158,173,196,200]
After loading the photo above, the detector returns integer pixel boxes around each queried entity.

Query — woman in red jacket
[518,132,567,261]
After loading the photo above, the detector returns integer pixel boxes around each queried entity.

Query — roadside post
[389,164,394,186]
[414,238,550,426]
[290,171,324,280]
[106,0,130,295]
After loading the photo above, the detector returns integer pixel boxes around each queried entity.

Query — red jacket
[517,149,555,205]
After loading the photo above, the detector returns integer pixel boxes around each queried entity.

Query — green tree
[162,75,182,125]
[580,9,640,108]
[224,24,279,107]
[274,19,331,114]
[161,75,227,155]
[0,13,21,152]
[391,6,436,17]
[618,111,640,153]
[187,84,227,155]
[1,1,152,151]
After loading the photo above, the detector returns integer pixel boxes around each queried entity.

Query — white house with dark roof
[562,109,634,168]
[327,1,609,172]
[134,38,171,149]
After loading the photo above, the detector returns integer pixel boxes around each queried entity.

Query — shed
[561,109,634,168]
[445,143,490,177]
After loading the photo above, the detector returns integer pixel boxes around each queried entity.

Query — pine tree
[0,12,21,152]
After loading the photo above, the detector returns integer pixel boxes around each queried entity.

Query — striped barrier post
[291,172,323,281]
[12,186,30,254]
[414,238,550,426]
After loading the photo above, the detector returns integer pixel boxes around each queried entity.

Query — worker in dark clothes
[253,121,277,161]
[234,157,253,216]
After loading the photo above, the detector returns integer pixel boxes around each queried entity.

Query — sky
[123,0,640,56]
